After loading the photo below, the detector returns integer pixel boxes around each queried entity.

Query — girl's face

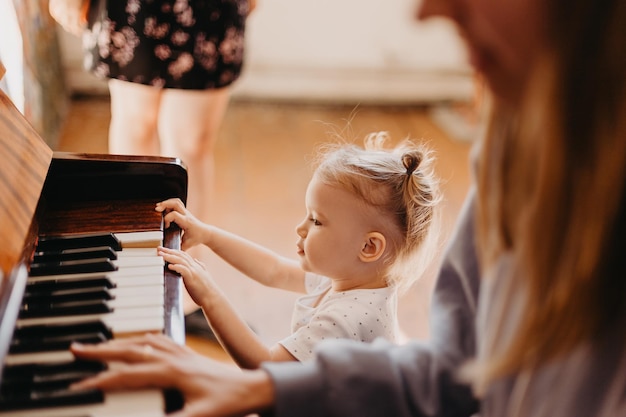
[418,0,548,104]
[295,177,379,285]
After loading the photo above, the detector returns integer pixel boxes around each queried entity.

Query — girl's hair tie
[402,152,422,176]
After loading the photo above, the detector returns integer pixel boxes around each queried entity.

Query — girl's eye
[310,218,322,226]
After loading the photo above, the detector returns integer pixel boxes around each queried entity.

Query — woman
[71,0,626,415]
[84,0,254,224]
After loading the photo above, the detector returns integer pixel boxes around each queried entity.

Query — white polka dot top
[279,273,399,361]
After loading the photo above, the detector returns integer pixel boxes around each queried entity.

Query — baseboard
[231,68,474,104]
[66,67,474,104]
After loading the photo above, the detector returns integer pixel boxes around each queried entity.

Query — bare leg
[157,86,230,223]
[108,79,162,155]
[158,87,231,313]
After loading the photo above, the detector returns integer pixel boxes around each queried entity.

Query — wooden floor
[56,96,473,359]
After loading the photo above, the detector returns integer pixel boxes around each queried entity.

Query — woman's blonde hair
[312,132,441,293]
[474,0,626,387]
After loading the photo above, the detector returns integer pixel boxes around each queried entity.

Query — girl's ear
[359,232,386,263]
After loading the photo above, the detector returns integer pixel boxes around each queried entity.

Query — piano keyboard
[0,231,174,416]
[0,392,167,417]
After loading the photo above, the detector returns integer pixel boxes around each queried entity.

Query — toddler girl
[156,132,441,368]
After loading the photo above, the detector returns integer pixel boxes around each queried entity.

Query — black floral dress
[83,0,249,90]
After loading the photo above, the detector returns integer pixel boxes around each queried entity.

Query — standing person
[53,0,255,223]
[154,132,441,369]
[71,0,626,415]
[81,0,253,224]
[51,0,256,322]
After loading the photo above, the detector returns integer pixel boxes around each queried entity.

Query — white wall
[0,0,25,112]
[60,0,473,103]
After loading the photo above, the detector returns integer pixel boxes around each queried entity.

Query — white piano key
[112,274,164,287]
[16,306,165,328]
[110,315,165,334]
[111,285,164,299]
[109,290,165,309]
[2,230,176,416]
[112,256,164,268]
[5,349,76,365]
[28,268,165,286]
[115,231,163,248]
[116,247,159,257]
[114,264,163,276]
[7,327,165,368]
[0,389,166,417]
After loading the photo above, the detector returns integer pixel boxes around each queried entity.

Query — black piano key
[24,286,114,303]
[0,361,106,410]
[29,258,118,277]
[11,321,113,353]
[26,276,116,292]
[164,388,185,413]
[10,331,109,354]
[36,233,123,252]
[33,245,118,263]
[3,366,104,390]
[13,320,113,339]
[0,388,104,411]
[19,299,113,319]
[2,360,106,379]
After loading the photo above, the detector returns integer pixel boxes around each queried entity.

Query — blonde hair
[473,0,626,389]
[312,132,441,293]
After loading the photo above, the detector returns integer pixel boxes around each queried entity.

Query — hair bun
[402,152,422,176]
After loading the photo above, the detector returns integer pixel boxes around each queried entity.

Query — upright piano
[0,65,187,415]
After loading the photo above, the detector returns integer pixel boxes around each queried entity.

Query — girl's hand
[156,198,207,250]
[70,333,274,417]
[158,247,216,307]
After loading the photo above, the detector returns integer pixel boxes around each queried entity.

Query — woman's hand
[70,333,274,417]
[156,198,210,250]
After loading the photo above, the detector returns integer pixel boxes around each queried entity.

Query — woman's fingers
[71,362,172,390]
[142,332,189,355]
[72,333,179,361]
[71,332,261,417]
[71,334,197,391]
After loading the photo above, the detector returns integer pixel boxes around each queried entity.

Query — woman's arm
[71,333,276,416]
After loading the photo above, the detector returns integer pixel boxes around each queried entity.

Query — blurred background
[0,0,479,354]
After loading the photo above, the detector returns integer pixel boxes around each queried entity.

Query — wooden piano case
[0,63,188,387]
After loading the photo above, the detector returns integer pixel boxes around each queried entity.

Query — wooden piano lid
[0,61,53,276]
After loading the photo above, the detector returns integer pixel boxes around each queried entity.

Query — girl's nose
[295,219,307,238]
